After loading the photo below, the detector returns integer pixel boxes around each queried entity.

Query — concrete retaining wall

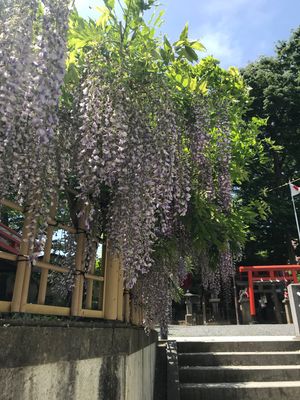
[0,321,157,400]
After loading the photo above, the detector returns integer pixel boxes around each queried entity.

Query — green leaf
[189,77,197,91]
[198,80,208,94]
[180,23,189,41]
[175,74,183,83]
[64,63,79,84]
[164,35,172,50]
[95,6,110,29]
[183,46,198,62]
[189,40,206,52]
[159,48,169,63]
[154,10,165,27]
[104,0,115,9]
[182,77,189,87]
[173,40,185,48]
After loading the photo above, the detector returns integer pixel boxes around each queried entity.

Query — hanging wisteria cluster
[186,98,235,296]
[0,0,69,242]
[189,99,215,196]
[75,67,191,288]
[215,105,235,286]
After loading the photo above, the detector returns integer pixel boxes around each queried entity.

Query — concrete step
[178,351,300,366]
[179,365,300,383]
[180,381,300,400]
[177,340,300,353]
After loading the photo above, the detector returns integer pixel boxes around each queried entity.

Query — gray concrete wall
[0,321,157,400]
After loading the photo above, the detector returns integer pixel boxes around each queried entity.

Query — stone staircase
[178,339,300,400]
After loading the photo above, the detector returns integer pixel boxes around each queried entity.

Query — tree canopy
[241,26,300,264]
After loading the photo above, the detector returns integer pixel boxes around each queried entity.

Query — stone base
[185,314,193,325]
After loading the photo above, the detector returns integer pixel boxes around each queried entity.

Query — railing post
[103,240,123,320]
[85,241,97,309]
[123,289,130,323]
[130,295,143,326]
[11,210,35,312]
[37,195,57,305]
[71,207,87,316]
[117,264,124,321]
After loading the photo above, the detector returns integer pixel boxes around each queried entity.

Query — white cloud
[192,0,272,67]
[201,0,264,16]
[200,31,243,68]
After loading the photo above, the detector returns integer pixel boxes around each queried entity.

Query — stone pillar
[184,291,193,325]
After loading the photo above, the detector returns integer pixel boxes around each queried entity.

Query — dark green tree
[241,27,300,264]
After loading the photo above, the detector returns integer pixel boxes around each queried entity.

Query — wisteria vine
[0,0,69,244]
[75,67,192,288]
[0,1,239,331]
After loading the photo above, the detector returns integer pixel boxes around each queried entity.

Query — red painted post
[292,271,298,283]
[248,271,256,316]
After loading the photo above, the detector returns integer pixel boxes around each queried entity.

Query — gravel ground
[166,324,295,337]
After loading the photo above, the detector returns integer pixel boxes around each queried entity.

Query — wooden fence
[0,197,143,325]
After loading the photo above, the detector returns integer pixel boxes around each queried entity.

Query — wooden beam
[0,301,11,312]
[25,303,70,316]
[85,273,104,282]
[0,251,69,274]
[80,309,104,318]
[0,251,17,262]
[0,198,23,212]
[0,198,77,234]
[47,218,77,234]
[35,260,69,274]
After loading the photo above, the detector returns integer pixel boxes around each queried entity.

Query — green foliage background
[241,27,300,264]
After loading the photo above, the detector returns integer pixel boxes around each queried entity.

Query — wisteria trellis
[0,0,236,330]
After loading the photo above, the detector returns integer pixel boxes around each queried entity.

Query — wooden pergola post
[117,265,124,321]
[71,207,87,316]
[85,241,97,309]
[130,297,143,326]
[37,195,58,305]
[97,242,106,310]
[123,289,130,323]
[11,210,35,313]
[103,241,124,320]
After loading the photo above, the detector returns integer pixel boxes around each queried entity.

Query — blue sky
[74,0,300,68]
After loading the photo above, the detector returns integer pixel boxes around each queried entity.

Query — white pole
[291,187,300,243]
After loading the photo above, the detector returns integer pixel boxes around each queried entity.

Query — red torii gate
[239,265,300,317]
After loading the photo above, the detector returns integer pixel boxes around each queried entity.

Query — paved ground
[167,324,296,338]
